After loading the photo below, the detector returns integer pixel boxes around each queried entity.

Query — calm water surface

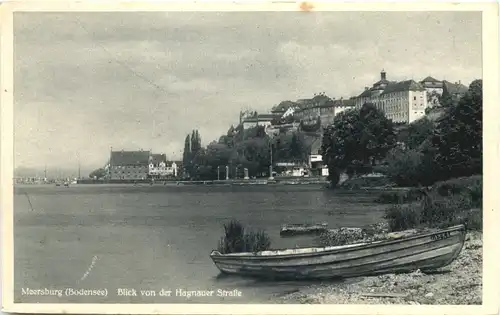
[14,184,388,303]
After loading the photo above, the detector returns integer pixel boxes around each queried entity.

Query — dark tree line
[181,125,312,180]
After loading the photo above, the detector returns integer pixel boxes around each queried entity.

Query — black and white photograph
[1,2,498,314]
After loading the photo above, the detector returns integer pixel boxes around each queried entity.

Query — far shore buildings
[269,94,356,129]
[107,150,178,180]
[241,113,279,130]
[354,70,469,124]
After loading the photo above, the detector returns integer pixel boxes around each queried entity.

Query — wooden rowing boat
[280,222,329,236]
[210,224,466,280]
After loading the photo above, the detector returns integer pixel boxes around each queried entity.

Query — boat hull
[210,225,466,280]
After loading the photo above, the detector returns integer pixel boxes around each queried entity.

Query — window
[413,96,416,100]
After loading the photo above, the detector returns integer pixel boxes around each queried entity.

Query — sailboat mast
[77,152,81,179]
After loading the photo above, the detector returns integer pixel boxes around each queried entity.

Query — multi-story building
[354,70,429,124]
[242,113,279,130]
[108,150,151,180]
[108,150,178,180]
[294,95,356,127]
[318,98,356,127]
[420,76,444,107]
[271,100,298,116]
[148,154,178,178]
[442,80,469,102]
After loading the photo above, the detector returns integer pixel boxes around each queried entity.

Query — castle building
[354,70,429,124]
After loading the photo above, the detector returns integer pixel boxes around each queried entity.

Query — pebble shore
[279,231,482,305]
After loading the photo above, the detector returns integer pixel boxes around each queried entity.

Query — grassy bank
[279,175,482,304]
[383,176,482,232]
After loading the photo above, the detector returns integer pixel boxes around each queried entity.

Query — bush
[375,188,426,204]
[385,148,424,187]
[464,209,482,231]
[381,176,483,232]
[217,220,271,254]
[384,204,421,232]
[339,176,394,189]
[432,176,482,199]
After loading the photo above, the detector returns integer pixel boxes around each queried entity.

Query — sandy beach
[279,231,482,305]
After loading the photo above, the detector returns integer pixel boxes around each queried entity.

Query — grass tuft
[217,219,271,254]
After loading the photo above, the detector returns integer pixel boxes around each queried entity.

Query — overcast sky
[14,11,482,171]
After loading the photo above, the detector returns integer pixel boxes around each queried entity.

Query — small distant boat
[280,222,329,236]
[210,224,466,280]
[63,182,69,187]
[55,183,61,187]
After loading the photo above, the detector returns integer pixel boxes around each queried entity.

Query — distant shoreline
[75,178,330,186]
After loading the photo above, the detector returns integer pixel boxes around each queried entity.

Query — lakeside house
[107,150,178,180]
[108,150,151,180]
[274,162,309,177]
[309,154,329,177]
[149,154,178,179]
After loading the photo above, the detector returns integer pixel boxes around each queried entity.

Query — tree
[321,104,396,184]
[385,148,423,187]
[398,117,434,150]
[357,103,397,166]
[182,134,191,177]
[89,168,106,179]
[321,109,360,183]
[431,80,482,180]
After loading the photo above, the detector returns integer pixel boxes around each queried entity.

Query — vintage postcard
[1,1,499,314]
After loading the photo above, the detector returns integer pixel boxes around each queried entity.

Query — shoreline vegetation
[215,173,482,304]
[274,80,482,304]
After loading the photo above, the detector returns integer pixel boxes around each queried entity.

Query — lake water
[13,184,388,304]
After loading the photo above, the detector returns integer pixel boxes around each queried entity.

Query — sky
[13,11,482,172]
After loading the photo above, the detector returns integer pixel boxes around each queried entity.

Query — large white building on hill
[354,70,469,124]
[354,70,428,124]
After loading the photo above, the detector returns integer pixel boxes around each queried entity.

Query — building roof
[258,113,280,120]
[421,76,441,83]
[243,113,280,123]
[380,80,425,96]
[295,94,334,109]
[357,88,373,98]
[110,150,150,166]
[150,153,167,165]
[443,80,468,95]
[372,79,391,89]
[271,100,298,113]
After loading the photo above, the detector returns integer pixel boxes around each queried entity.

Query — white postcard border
[1,1,499,314]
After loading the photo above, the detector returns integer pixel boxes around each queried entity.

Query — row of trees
[322,79,482,187]
[181,125,312,180]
